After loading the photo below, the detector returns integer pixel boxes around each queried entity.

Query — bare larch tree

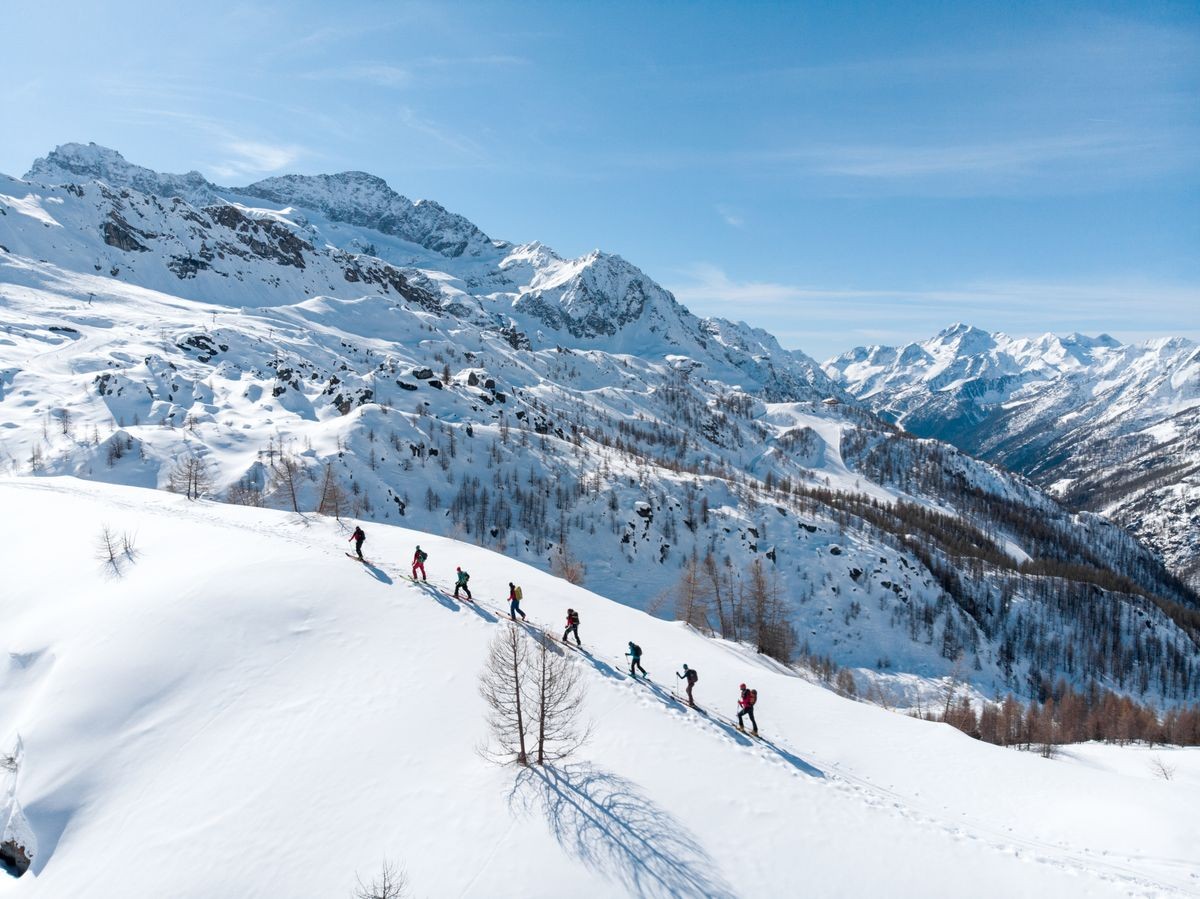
[479,622,530,765]
[529,631,590,765]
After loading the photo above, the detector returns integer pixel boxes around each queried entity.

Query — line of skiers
[348,526,761,735]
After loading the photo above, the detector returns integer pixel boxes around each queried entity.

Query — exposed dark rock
[102,213,150,252]
[0,840,31,877]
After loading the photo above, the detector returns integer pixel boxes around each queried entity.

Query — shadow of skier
[510,763,737,899]
[754,736,824,779]
[461,599,498,624]
[360,562,392,585]
[412,580,460,613]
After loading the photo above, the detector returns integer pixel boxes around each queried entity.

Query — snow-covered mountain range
[2,144,1198,714]
[825,324,1200,588]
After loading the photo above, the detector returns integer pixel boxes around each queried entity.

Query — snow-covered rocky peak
[23,143,502,262]
[26,142,221,204]
[499,240,563,274]
[511,249,692,345]
[929,322,997,355]
[240,171,503,260]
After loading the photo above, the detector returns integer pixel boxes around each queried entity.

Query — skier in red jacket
[412,545,428,581]
[563,608,581,646]
[348,526,366,560]
[737,683,758,735]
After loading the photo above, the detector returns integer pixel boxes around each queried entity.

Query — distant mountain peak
[25,142,215,201]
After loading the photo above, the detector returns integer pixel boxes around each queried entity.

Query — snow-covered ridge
[12,142,842,398]
[26,142,500,261]
[826,323,1200,587]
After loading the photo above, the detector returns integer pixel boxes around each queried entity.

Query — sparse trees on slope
[269,451,305,513]
[168,453,211,500]
[317,462,346,518]
[550,542,586,586]
[746,558,795,662]
[673,553,715,633]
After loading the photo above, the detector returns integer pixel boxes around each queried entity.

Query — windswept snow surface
[0,478,1197,897]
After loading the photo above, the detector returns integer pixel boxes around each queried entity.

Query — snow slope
[1,477,1197,897]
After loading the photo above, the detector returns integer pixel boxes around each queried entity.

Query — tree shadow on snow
[510,763,738,899]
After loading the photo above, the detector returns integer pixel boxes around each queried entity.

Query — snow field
[1,478,1198,897]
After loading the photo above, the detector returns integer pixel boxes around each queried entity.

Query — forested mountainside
[2,144,1198,709]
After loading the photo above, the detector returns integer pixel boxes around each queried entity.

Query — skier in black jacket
[677,664,698,707]
[626,641,647,677]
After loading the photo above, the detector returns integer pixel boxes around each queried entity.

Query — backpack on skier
[514,585,523,601]
[629,643,642,658]
[416,549,428,563]
[747,688,757,706]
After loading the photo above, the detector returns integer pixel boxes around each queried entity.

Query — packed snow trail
[1,478,1198,897]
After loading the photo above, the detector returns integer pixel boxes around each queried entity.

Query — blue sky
[2,0,1197,359]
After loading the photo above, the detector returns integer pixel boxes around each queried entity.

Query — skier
[348,525,366,561]
[454,566,472,601]
[412,545,428,581]
[563,608,581,646]
[736,683,758,735]
[676,663,698,707]
[508,582,526,621]
[626,641,647,678]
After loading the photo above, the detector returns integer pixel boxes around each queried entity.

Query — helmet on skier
[456,566,461,571]
[682,663,689,670]
[739,683,746,690]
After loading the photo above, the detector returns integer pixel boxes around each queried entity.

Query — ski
[345,553,371,564]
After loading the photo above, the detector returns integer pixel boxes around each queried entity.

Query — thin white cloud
[395,106,490,163]
[810,134,1156,179]
[715,204,745,229]
[208,140,305,180]
[302,64,412,88]
[302,55,528,90]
